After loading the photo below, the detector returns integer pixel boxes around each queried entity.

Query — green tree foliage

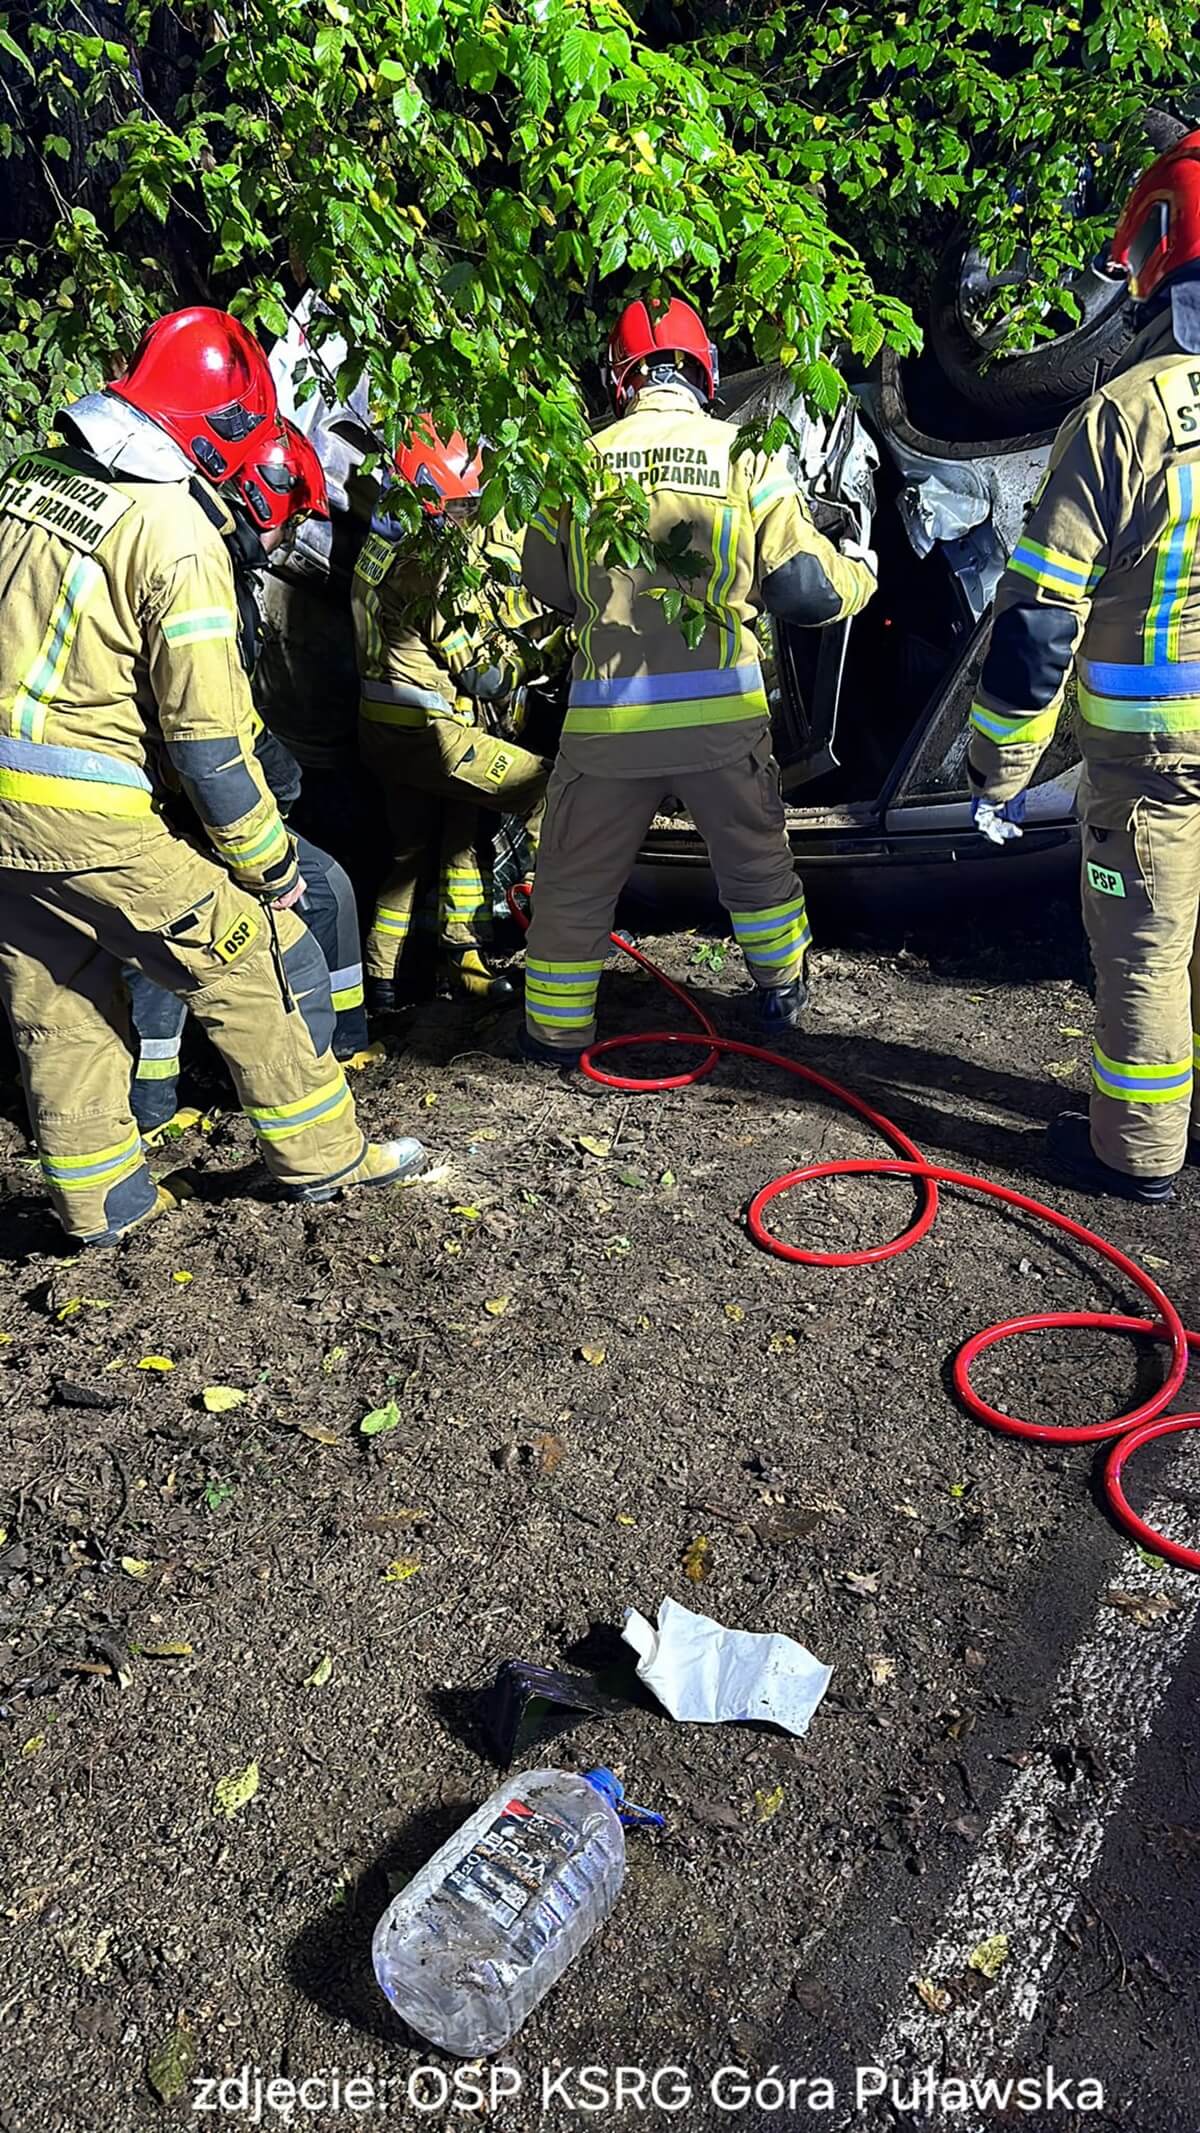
[0,0,1198,507]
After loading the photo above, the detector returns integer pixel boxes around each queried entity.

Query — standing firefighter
[0,308,423,1245]
[126,414,372,1132]
[968,130,1200,1202]
[352,421,551,1011]
[519,295,876,1064]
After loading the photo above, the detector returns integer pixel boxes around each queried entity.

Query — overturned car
[257,322,1087,923]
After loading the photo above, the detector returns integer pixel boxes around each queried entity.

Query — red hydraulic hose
[510,889,1200,1572]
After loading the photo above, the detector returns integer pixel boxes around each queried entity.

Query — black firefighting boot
[1045,1111,1177,1204]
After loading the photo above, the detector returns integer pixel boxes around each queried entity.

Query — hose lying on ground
[510,890,1200,1574]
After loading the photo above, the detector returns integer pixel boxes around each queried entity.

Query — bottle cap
[583,1767,665,1831]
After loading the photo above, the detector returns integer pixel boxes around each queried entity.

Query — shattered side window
[895,642,1081,803]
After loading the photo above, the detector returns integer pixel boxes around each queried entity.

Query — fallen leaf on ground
[577,1135,611,1159]
[915,1977,951,2014]
[171,1271,193,1286]
[359,1400,402,1437]
[616,1167,645,1189]
[754,1783,784,1823]
[321,1346,347,1376]
[844,1568,881,1597]
[682,1534,712,1583]
[383,1558,420,1582]
[867,1653,896,1687]
[1105,1587,1176,1627]
[137,1640,192,1658]
[420,1091,438,1107]
[1142,1252,1170,1272]
[535,1433,565,1475]
[615,1513,636,1526]
[968,1933,1010,1979]
[120,1557,151,1578]
[660,1169,677,1189]
[213,1761,259,1820]
[306,1654,333,1688]
[579,1342,606,1366]
[21,1735,45,1757]
[452,1204,481,1220]
[297,1421,342,1446]
[55,1296,111,1321]
[768,1332,796,1355]
[1045,1059,1078,1081]
[724,1302,745,1323]
[201,1385,246,1414]
[137,1355,173,1372]
[147,2021,196,2105]
[484,1297,509,1316]
[1058,1025,1086,1038]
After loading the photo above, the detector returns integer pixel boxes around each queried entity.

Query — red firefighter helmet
[607,296,718,410]
[108,307,277,481]
[226,417,330,533]
[395,417,483,519]
[1110,129,1200,303]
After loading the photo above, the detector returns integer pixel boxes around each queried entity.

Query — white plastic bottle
[372,1767,629,2056]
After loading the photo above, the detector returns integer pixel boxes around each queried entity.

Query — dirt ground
[1,887,1197,2133]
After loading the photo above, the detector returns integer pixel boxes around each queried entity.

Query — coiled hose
[512,892,1200,1573]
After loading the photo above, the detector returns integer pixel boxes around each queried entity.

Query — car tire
[927,109,1188,433]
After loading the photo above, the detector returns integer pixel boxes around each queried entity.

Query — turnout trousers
[524,739,811,1052]
[0,825,366,1242]
[359,716,547,983]
[126,833,368,1131]
[1080,758,1200,1178]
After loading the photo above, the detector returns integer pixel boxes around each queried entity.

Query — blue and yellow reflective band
[0,734,154,815]
[969,699,1059,747]
[10,553,102,741]
[40,1126,144,1188]
[1091,1045,1192,1104]
[373,905,412,940]
[565,691,768,736]
[161,606,237,647]
[750,475,792,515]
[329,964,365,1012]
[525,957,603,1027]
[135,1035,182,1082]
[1077,684,1200,734]
[222,814,291,867]
[569,519,601,678]
[243,1071,352,1141]
[1144,460,1200,663]
[530,508,559,541]
[1007,538,1099,595]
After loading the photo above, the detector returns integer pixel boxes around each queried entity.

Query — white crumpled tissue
[622,1596,832,1736]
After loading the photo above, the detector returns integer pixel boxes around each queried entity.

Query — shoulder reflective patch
[1086,860,1126,899]
[0,453,133,553]
[1153,363,1200,451]
[598,437,732,496]
[354,531,398,587]
[213,910,260,963]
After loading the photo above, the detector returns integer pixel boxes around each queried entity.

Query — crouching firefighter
[125,413,371,1132]
[0,307,424,1245]
[518,294,877,1064]
[352,420,552,1011]
[967,129,1200,1202]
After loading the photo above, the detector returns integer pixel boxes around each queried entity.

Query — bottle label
[444,1799,581,1930]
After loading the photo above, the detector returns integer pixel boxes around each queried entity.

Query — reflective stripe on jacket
[521,383,873,777]
[968,311,1200,804]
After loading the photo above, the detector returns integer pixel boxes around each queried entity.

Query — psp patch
[1154,362,1200,452]
[1086,860,1126,899]
[485,749,513,785]
[214,911,260,963]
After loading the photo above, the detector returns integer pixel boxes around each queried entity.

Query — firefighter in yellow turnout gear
[519,296,875,1062]
[0,310,424,1245]
[352,421,553,1011]
[967,131,1200,1201]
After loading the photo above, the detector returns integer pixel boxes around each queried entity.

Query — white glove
[839,535,878,577]
[972,798,1024,845]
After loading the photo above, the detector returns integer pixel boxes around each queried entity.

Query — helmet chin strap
[630,359,708,406]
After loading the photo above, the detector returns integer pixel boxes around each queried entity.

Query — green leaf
[213,1760,259,1819]
[360,1399,402,1437]
[0,21,33,77]
[147,2021,196,2105]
